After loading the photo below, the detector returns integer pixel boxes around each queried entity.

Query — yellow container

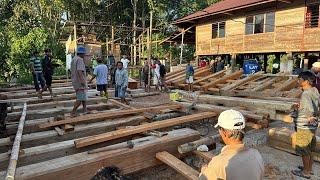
[170,92,182,101]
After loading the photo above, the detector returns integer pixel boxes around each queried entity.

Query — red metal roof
[174,0,275,24]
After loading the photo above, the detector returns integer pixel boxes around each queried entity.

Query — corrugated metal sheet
[174,0,274,24]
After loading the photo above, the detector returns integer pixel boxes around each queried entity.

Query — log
[268,128,320,150]
[193,70,226,85]
[0,128,200,180]
[39,104,182,129]
[177,101,267,122]
[273,78,298,92]
[156,151,199,180]
[172,68,210,85]
[5,103,27,180]
[129,92,160,98]
[179,92,294,112]
[202,70,243,91]
[74,112,216,148]
[221,72,263,91]
[251,77,283,91]
[0,115,147,151]
[178,136,217,154]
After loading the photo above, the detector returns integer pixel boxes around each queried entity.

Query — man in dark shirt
[40,49,54,98]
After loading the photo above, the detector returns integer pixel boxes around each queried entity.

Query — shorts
[295,128,317,156]
[186,76,194,84]
[117,85,127,98]
[97,84,107,91]
[44,73,52,87]
[76,90,88,101]
[144,74,149,85]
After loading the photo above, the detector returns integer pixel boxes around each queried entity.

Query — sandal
[291,169,311,179]
[297,166,314,175]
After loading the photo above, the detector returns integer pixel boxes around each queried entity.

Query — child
[89,58,108,98]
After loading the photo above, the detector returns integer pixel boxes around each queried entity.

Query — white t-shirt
[121,58,130,69]
[155,64,160,77]
[93,64,108,85]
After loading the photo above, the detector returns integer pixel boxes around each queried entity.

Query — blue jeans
[117,85,127,98]
[33,72,46,91]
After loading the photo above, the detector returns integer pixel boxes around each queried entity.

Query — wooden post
[169,42,172,71]
[111,26,115,55]
[180,28,185,65]
[106,37,109,57]
[231,53,236,72]
[147,11,153,92]
[73,23,77,53]
[132,0,138,66]
[5,103,27,180]
[304,58,309,71]
[263,54,268,72]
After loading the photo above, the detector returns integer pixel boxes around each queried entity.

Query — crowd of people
[29,47,320,180]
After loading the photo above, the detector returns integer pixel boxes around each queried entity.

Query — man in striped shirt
[29,51,46,96]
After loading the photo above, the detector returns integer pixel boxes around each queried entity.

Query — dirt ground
[129,93,320,180]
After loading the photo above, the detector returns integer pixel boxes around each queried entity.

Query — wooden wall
[195,3,320,56]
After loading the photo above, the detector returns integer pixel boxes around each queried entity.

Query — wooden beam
[0,115,147,152]
[178,136,217,154]
[5,103,27,180]
[273,78,298,92]
[0,128,200,180]
[251,77,283,91]
[193,70,226,85]
[74,112,216,148]
[178,92,294,112]
[156,151,199,180]
[220,72,263,91]
[39,104,182,129]
[202,70,243,91]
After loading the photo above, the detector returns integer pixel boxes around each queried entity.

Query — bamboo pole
[180,28,185,65]
[147,10,153,92]
[5,103,27,180]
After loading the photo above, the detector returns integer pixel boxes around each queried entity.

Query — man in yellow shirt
[200,110,265,180]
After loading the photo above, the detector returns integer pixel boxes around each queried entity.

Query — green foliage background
[0,0,220,84]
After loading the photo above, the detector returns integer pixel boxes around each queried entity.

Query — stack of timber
[268,127,320,162]
[178,91,295,121]
[0,84,218,179]
[168,69,301,100]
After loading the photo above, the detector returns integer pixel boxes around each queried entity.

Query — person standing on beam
[70,46,88,117]
[115,61,129,105]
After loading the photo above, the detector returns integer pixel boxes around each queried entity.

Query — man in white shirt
[120,55,130,69]
[89,58,108,98]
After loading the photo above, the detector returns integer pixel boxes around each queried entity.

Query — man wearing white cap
[199,110,265,180]
[312,61,320,92]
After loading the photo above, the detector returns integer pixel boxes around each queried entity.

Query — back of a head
[298,71,315,84]
[91,166,124,180]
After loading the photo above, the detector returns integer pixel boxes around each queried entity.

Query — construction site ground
[130,93,320,180]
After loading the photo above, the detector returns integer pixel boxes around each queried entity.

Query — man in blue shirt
[186,61,194,92]
[89,58,108,98]
[29,51,46,96]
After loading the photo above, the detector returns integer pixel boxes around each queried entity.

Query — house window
[254,14,264,34]
[212,21,226,39]
[245,16,254,34]
[219,22,225,38]
[265,12,275,32]
[245,12,275,35]
[306,4,319,28]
